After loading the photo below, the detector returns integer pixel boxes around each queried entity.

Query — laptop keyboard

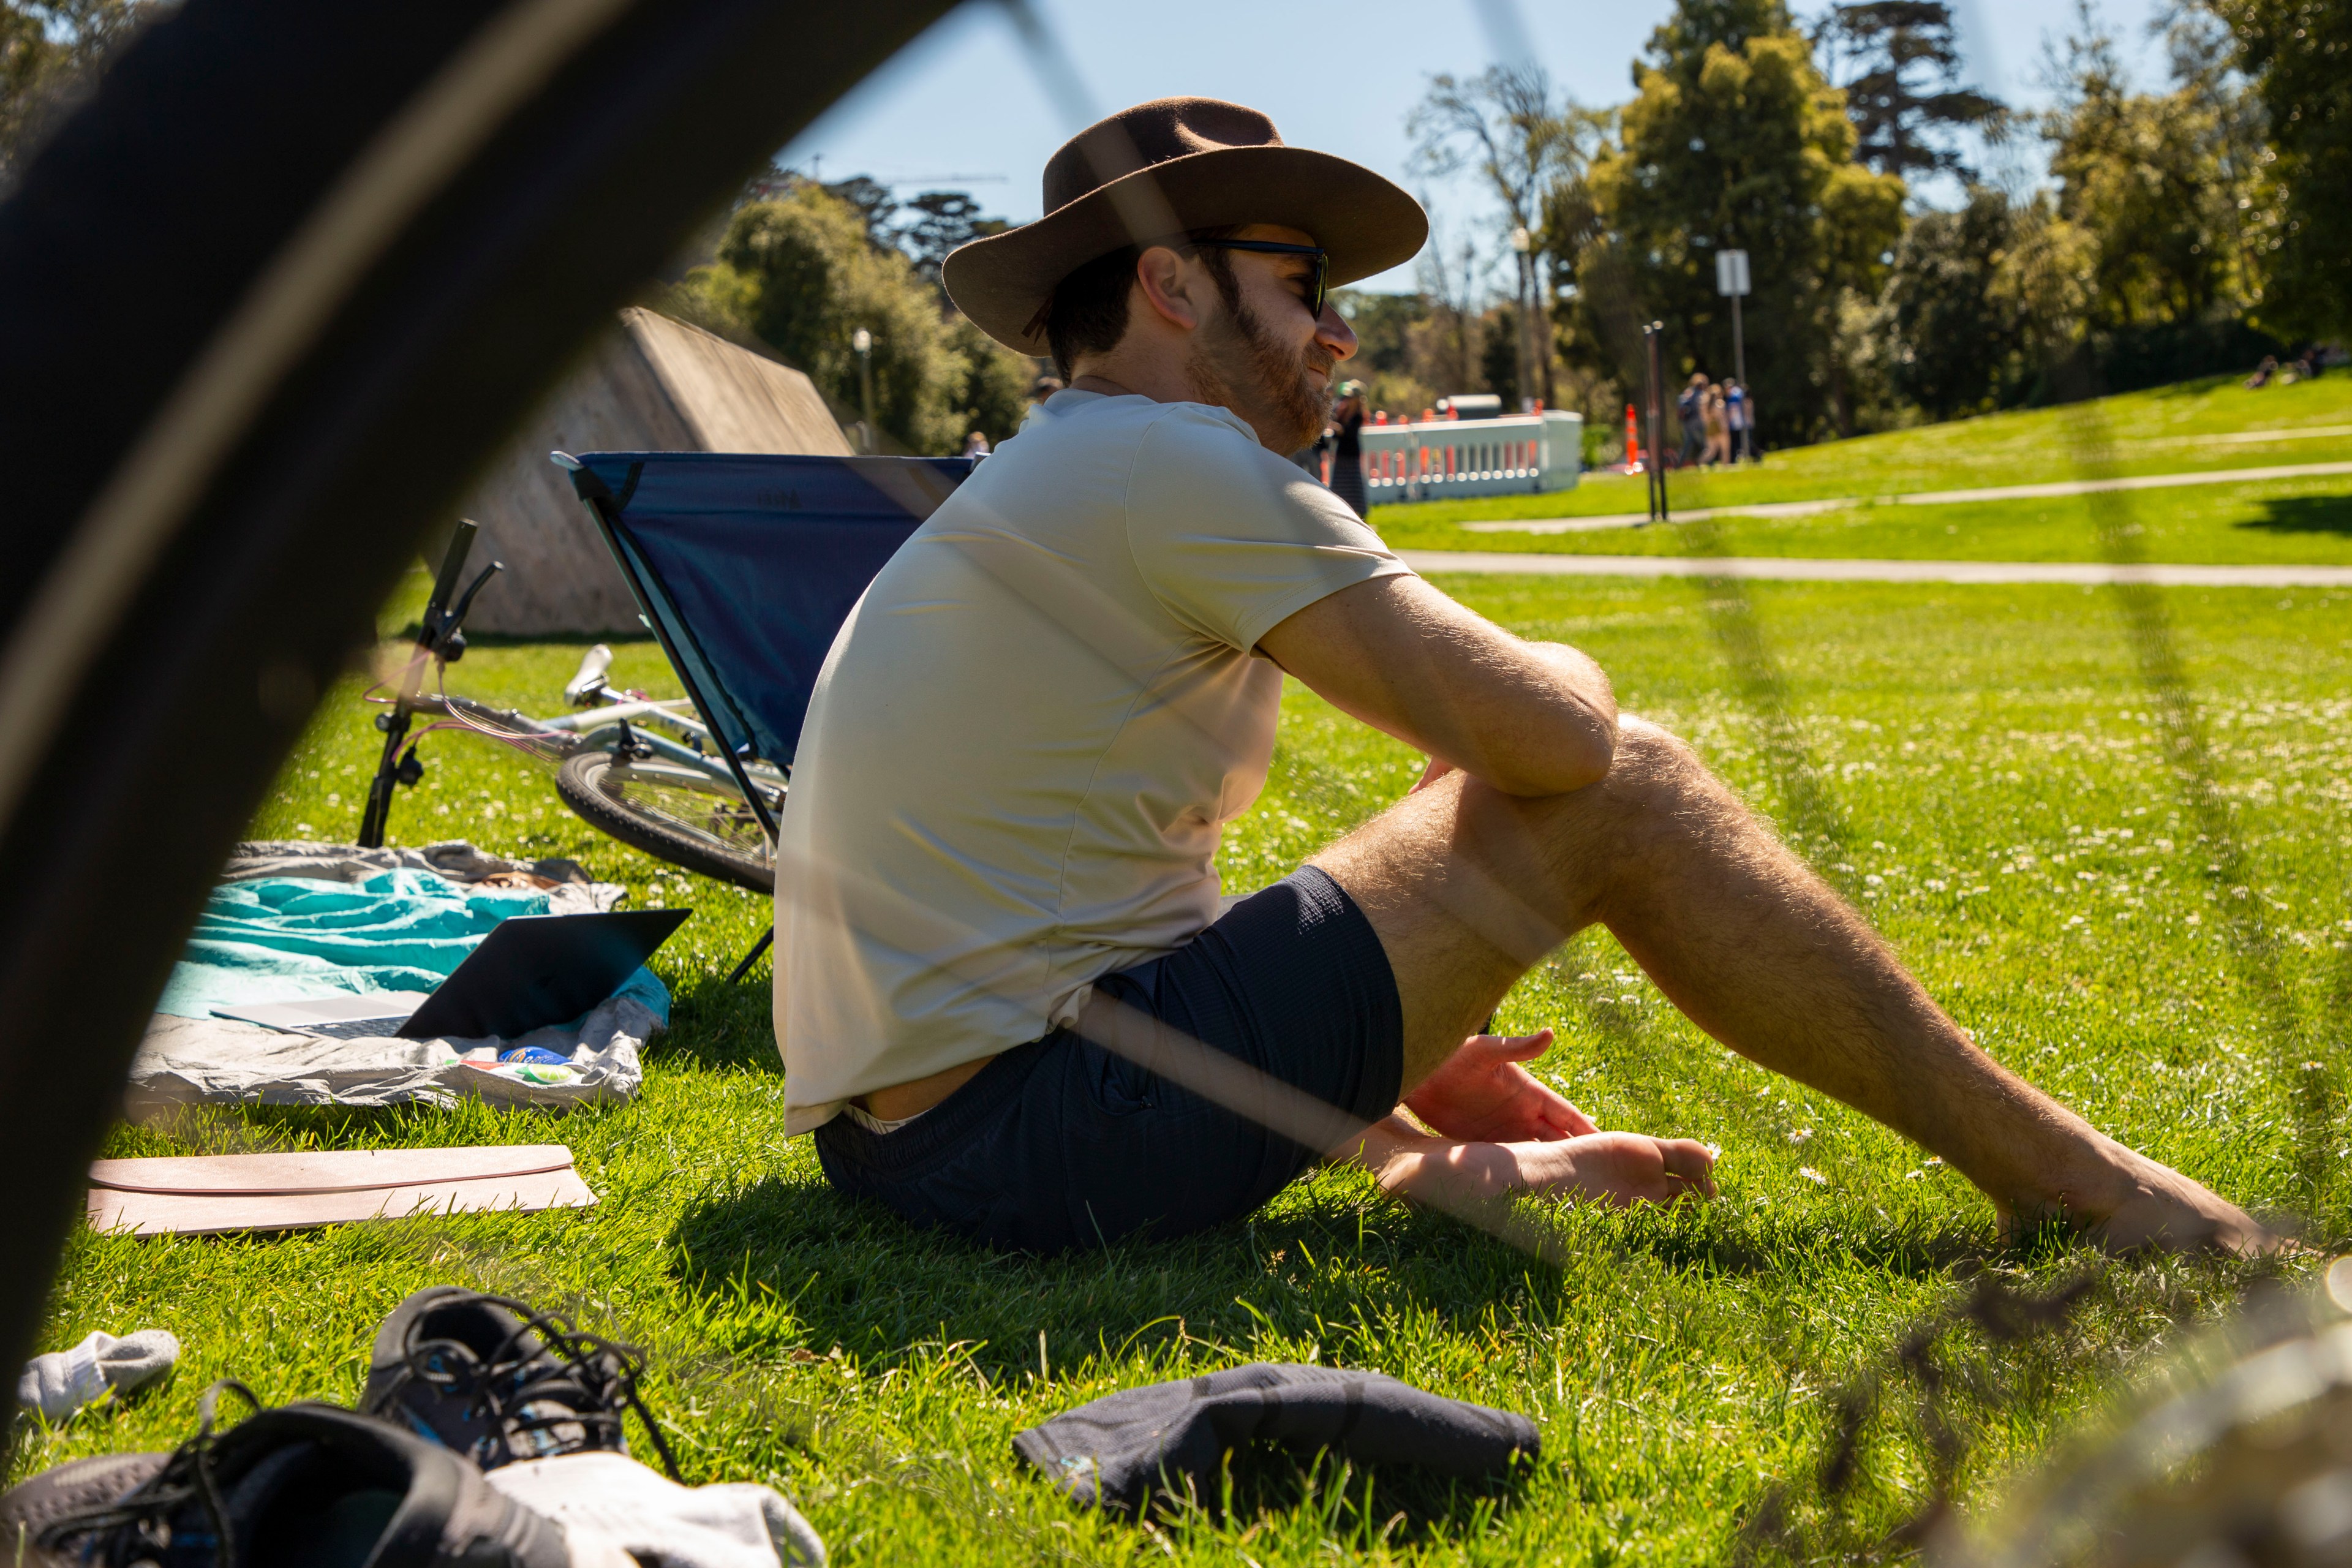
[297,1016,410,1039]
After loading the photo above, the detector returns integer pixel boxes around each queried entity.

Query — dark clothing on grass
[1015,1362,1539,1515]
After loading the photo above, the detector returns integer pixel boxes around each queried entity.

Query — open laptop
[213,908,691,1041]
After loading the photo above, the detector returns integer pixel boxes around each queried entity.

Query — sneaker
[0,1381,571,1567]
[360,1287,679,1479]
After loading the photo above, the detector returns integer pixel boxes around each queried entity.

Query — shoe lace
[36,1379,260,1564]
[387,1294,680,1481]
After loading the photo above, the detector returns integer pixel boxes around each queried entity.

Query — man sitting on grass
[772,97,2268,1256]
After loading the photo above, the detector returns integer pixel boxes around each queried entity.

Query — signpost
[1716,247,1750,388]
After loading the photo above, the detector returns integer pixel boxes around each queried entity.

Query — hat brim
[942,145,1427,355]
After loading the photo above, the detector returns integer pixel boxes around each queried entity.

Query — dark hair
[1041,227,1239,379]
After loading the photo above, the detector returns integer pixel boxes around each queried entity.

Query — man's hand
[1405,1028,1597,1144]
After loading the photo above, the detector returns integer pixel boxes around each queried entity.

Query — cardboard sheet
[86,1144,595,1236]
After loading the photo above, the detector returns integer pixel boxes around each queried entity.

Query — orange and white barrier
[1357,409,1585,502]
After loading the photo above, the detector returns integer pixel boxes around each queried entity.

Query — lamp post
[850,326,876,453]
[1641,320,1669,524]
[1508,225,1534,413]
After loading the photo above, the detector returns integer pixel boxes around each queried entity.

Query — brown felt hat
[942,97,1427,355]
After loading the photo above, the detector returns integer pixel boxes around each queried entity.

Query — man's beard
[1184,292,1332,453]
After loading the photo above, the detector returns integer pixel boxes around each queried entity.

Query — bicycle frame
[358,525,774,846]
[407,685,771,796]
[548,698,777,797]
[359,520,496,847]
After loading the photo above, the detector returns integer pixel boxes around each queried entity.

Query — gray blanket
[126,840,657,1116]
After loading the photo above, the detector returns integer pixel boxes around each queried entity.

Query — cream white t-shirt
[775,390,1410,1133]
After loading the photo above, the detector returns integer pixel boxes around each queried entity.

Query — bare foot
[1378,1131,1718,1210]
[1507,1132,1719,1207]
[2015,1136,2283,1255]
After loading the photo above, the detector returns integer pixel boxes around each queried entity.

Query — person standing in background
[1676,373,1706,468]
[1327,380,1368,518]
[1702,385,1729,466]
[1724,380,1750,463]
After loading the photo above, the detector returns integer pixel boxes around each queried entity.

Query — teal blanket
[155,870,669,1027]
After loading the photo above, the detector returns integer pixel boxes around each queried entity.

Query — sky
[779,0,2174,294]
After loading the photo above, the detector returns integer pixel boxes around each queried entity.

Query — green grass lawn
[1370,374,2352,564]
[13,569,2348,1562]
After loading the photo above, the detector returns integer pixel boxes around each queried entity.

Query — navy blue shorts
[812,867,1403,1254]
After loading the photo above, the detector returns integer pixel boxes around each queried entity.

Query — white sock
[15,1328,179,1422]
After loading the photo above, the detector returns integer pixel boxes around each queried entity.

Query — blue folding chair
[557,450,976,979]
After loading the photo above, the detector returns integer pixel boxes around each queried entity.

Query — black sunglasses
[1195,239,1329,320]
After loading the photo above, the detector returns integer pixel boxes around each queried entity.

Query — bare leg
[1310,717,2271,1251]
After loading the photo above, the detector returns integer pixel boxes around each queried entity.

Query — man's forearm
[1466,640,1616,796]
[1532,639,1618,752]
[1257,576,1621,798]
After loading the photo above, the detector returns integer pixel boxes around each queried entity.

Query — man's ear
[1134,244,1205,333]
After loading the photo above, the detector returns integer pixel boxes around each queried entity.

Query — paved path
[2128,423,2352,447]
[1460,458,2352,535]
[1400,551,2352,587]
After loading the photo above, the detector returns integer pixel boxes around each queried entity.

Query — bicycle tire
[556,748,774,894]
[0,0,953,1425]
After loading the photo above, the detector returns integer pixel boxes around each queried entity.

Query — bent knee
[1598,717,1717,810]
[1449,715,1711,824]
[1612,716,1702,775]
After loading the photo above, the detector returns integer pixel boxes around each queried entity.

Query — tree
[1570,0,1906,441]
[2158,2,2270,295]
[1986,192,2101,372]
[1330,288,1437,417]
[2039,4,2264,330]
[1812,1,2003,180]
[1871,188,2022,417]
[807,176,1011,285]
[1411,225,1487,401]
[2209,0,2352,341]
[947,315,1030,442]
[895,191,1009,285]
[1410,66,1602,407]
[1,0,152,185]
[820,175,899,243]
[669,182,1031,454]
[1479,303,1523,408]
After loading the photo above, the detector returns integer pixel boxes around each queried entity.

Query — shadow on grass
[2237,493,2352,536]
[1155,1448,1532,1550]
[652,973,782,1072]
[667,1161,2008,1387]
[668,1172,1534,1372]
[668,1175,1558,1543]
